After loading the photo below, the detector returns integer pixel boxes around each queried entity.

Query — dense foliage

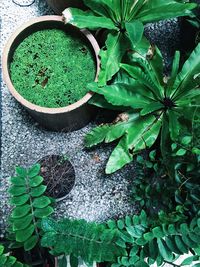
[7,164,54,252]
[10,29,95,108]
[41,218,126,264]
[85,43,200,173]
[62,0,196,85]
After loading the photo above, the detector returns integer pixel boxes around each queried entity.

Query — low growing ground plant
[62,0,196,85]
[10,29,95,108]
[85,43,200,173]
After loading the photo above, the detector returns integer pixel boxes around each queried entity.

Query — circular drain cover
[38,155,75,200]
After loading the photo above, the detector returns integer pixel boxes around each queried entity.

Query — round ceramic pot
[46,0,86,14]
[2,16,100,132]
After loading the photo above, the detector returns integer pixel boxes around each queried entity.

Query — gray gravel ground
[0,1,180,256]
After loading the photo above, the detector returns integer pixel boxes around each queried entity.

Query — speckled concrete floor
[0,2,181,263]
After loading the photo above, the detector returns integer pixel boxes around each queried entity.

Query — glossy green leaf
[9,186,27,196]
[181,255,199,265]
[16,224,34,242]
[140,102,163,116]
[85,125,110,148]
[98,32,129,85]
[157,238,173,261]
[13,214,33,231]
[88,82,151,109]
[125,20,144,48]
[106,135,132,174]
[32,196,51,209]
[15,166,27,177]
[29,176,43,187]
[10,194,29,206]
[34,206,54,218]
[175,235,188,254]
[10,176,25,186]
[11,205,31,219]
[63,8,116,30]
[168,110,180,141]
[24,235,38,251]
[30,185,47,197]
[28,164,41,178]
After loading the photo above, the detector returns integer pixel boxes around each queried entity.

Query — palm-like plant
[62,0,196,85]
[85,44,200,174]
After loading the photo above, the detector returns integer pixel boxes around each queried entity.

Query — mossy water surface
[10,29,96,108]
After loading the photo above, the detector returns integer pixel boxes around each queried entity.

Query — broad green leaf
[175,235,188,254]
[176,148,187,156]
[148,46,164,86]
[16,225,35,242]
[106,135,132,174]
[167,51,180,95]
[13,214,33,231]
[135,2,196,24]
[181,255,199,265]
[24,235,38,251]
[125,20,144,48]
[0,255,7,265]
[165,236,182,255]
[98,32,129,85]
[5,256,17,266]
[143,232,154,241]
[32,196,51,209]
[10,194,29,206]
[157,238,173,261]
[168,109,180,141]
[11,205,31,219]
[30,185,47,197]
[29,176,43,187]
[9,186,27,196]
[62,8,116,30]
[0,246,4,255]
[117,220,125,230]
[181,136,192,145]
[28,164,40,178]
[34,206,54,218]
[120,63,163,100]
[88,82,151,109]
[10,176,25,186]
[152,227,164,238]
[84,0,112,17]
[189,233,200,244]
[140,102,163,116]
[89,94,126,110]
[182,234,197,248]
[149,238,159,260]
[172,43,200,99]
[126,115,162,153]
[15,166,27,177]
[85,125,110,148]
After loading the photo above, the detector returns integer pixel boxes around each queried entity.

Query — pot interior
[8,20,97,78]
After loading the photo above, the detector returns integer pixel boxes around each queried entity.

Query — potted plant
[46,0,86,15]
[38,155,76,202]
[2,16,100,132]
